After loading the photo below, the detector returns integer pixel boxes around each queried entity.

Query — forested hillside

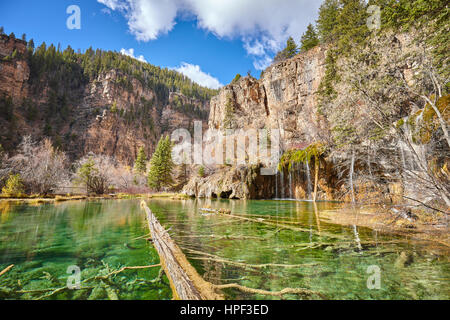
[0,32,216,164]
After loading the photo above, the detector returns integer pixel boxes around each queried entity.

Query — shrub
[198,166,205,178]
[2,174,25,197]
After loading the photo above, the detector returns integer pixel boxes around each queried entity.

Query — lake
[0,199,448,300]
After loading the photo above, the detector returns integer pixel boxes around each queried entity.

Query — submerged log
[0,264,14,277]
[140,201,224,300]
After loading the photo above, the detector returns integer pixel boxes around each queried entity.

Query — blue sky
[0,0,321,88]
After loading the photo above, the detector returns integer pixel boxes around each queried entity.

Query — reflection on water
[0,199,449,300]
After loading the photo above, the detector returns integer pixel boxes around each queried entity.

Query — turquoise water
[0,200,171,300]
[0,199,449,300]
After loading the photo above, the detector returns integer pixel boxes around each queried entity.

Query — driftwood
[140,201,224,300]
[14,263,162,300]
[141,201,327,300]
[183,247,318,270]
[214,211,347,240]
[0,264,14,277]
[215,283,326,299]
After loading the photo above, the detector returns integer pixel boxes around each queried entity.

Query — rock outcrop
[183,46,333,199]
[183,164,275,200]
[209,46,329,149]
[0,35,29,102]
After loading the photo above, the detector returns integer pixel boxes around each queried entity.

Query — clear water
[0,199,449,300]
[0,200,172,300]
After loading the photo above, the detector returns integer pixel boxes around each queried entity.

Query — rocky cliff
[183,33,448,204]
[0,35,29,103]
[0,34,210,165]
[209,45,328,148]
[183,46,333,200]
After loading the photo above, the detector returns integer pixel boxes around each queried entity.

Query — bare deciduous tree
[1,136,69,195]
[323,32,449,208]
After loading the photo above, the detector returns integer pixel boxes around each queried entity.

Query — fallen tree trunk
[140,201,224,300]
[0,264,14,277]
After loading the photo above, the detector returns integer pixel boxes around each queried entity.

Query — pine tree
[0,26,4,35]
[316,0,340,43]
[300,24,320,52]
[274,37,299,62]
[134,146,147,175]
[147,136,174,191]
[335,0,369,52]
[284,37,298,59]
[28,39,35,52]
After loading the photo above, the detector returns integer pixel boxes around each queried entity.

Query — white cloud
[244,40,265,57]
[98,0,321,68]
[174,62,223,89]
[127,0,179,41]
[253,56,273,71]
[98,0,127,11]
[120,48,147,63]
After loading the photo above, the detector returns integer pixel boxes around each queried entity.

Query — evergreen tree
[147,136,174,191]
[0,26,4,35]
[335,0,369,52]
[134,146,147,175]
[231,74,242,84]
[21,33,26,41]
[27,39,35,52]
[316,0,340,43]
[274,37,299,62]
[284,36,299,59]
[300,24,320,52]
[198,166,205,178]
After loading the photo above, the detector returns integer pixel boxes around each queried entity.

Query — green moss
[278,142,326,172]
[406,94,450,144]
[396,118,405,129]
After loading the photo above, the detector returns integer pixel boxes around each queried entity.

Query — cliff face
[0,35,29,102]
[209,46,328,149]
[184,32,448,204]
[0,35,209,165]
[183,46,331,199]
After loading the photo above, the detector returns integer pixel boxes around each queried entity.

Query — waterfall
[305,162,312,200]
[289,168,293,199]
[297,163,301,194]
[280,170,285,199]
[399,143,407,173]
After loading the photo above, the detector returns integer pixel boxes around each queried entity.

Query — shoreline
[320,206,450,248]
[0,192,191,204]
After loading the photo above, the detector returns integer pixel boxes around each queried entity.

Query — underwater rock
[395,252,414,268]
